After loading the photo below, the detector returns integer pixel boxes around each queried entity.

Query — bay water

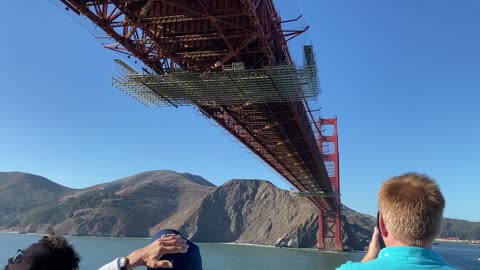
[0,232,478,269]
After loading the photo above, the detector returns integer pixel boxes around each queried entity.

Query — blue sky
[1,1,479,221]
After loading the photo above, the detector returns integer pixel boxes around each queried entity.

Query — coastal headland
[1,171,478,251]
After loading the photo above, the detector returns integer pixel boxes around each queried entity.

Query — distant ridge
[0,170,215,237]
[0,172,73,227]
[0,171,478,250]
[0,171,72,195]
[63,170,215,199]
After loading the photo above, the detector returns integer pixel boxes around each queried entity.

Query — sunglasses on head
[7,249,32,266]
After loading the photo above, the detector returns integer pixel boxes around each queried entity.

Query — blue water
[0,233,478,269]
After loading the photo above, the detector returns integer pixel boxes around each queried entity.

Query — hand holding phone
[362,226,383,262]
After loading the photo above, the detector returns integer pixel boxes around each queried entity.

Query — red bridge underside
[63,0,340,220]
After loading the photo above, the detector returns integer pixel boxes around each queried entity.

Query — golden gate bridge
[58,0,343,250]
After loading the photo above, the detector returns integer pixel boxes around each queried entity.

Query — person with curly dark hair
[4,234,80,270]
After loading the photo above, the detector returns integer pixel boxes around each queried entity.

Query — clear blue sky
[1,1,479,221]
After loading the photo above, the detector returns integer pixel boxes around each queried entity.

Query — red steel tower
[317,117,342,251]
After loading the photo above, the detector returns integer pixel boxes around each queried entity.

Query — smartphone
[376,212,386,249]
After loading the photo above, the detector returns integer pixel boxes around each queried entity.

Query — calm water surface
[0,233,478,269]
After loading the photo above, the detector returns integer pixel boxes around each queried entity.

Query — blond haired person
[336,172,456,270]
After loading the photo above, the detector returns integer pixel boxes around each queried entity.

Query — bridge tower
[316,117,342,251]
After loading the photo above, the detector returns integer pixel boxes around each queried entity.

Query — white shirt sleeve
[98,258,121,270]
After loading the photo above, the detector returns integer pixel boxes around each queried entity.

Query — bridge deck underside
[62,0,339,211]
[66,0,288,73]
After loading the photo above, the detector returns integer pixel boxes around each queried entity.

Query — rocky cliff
[155,179,373,250]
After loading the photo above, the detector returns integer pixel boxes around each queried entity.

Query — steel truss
[59,0,342,248]
[62,0,290,73]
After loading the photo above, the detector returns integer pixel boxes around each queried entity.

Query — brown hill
[1,170,215,237]
[0,172,73,227]
[52,170,216,237]
[0,171,72,195]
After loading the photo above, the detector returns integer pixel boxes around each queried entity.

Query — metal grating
[113,60,320,106]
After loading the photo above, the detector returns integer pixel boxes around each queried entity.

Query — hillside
[440,218,480,240]
[1,171,478,250]
[0,172,73,227]
[0,170,215,237]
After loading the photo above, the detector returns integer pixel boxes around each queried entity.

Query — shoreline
[0,230,19,234]
[435,238,480,245]
[222,242,277,248]
[4,231,477,248]
[197,242,363,254]
[0,231,355,252]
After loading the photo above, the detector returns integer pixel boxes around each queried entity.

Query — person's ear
[379,213,388,238]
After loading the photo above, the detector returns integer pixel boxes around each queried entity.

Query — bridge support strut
[316,117,342,251]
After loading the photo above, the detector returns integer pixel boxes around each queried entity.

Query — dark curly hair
[30,234,81,270]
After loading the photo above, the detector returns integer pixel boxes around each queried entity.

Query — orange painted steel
[317,117,342,251]
[63,0,291,73]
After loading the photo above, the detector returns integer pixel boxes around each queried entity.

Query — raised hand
[127,235,189,269]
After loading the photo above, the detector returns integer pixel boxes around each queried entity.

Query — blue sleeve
[336,261,361,270]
